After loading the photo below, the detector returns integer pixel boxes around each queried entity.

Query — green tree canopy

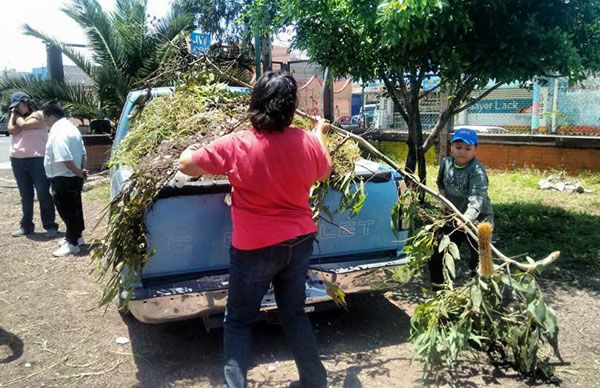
[251,0,600,182]
[173,0,252,42]
[1,0,194,121]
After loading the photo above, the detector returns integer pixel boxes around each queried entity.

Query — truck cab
[111,87,408,328]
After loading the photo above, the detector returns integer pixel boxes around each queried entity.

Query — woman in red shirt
[179,71,331,388]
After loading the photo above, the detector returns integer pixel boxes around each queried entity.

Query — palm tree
[0,0,194,121]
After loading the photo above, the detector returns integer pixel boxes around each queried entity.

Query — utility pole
[46,44,64,82]
[46,42,86,82]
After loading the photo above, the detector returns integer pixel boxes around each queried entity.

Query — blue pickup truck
[111,87,409,328]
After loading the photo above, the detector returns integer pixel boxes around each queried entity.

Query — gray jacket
[437,157,494,225]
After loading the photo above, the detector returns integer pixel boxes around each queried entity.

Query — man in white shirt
[42,101,88,257]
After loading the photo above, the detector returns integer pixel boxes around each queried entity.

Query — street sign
[190,32,211,56]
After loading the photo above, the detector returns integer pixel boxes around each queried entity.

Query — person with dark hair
[178,71,330,388]
[42,101,88,257]
[7,91,58,238]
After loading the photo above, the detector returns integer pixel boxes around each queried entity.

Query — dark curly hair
[41,100,66,119]
[248,71,298,133]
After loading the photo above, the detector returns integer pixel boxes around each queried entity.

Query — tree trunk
[405,94,427,200]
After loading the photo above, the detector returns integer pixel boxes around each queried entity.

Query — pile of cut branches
[307,118,563,380]
[400,209,562,380]
[91,75,364,308]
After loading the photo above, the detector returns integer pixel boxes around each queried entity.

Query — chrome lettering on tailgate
[318,219,376,240]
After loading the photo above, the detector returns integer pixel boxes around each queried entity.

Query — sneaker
[52,242,80,257]
[44,229,58,238]
[12,228,33,237]
[57,237,85,247]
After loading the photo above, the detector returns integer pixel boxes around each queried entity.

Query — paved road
[0,136,11,169]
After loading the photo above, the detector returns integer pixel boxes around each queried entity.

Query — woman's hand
[178,145,208,177]
[312,119,331,135]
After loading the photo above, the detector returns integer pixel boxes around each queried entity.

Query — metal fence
[283,60,600,136]
[415,77,600,136]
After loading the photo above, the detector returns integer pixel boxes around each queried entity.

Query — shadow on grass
[494,202,600,293]
[123,293,410,387]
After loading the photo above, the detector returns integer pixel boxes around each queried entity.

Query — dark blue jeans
[10,157,57,232]
[223,233,327,388]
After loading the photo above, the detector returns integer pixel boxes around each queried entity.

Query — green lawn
[486,169,600,284]
[82,179,110,204]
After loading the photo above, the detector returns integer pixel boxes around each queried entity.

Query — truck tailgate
[142,167,407,281]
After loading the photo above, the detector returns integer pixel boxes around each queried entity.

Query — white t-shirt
[44,118,87,178]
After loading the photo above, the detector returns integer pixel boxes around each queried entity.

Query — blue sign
[190,32,211,56]
[421,76,440,91]
[468,99,531,114]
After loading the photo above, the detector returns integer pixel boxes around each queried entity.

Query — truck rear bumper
[128,256,407,324]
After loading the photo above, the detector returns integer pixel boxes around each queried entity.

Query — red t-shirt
[192,127,331,250]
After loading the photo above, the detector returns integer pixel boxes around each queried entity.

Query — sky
[0,0,172,73]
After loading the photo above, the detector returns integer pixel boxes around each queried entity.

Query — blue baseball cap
[451,128,478,145]
[8,91,31,109]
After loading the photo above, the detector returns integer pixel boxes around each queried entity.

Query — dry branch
[3,356,68,386]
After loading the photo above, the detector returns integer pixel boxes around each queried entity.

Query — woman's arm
[7,111,22,135]
[10,111,46,133]
[312,119,332,181]
[178,144,209,177]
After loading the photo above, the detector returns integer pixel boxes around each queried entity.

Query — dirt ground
[1,169,600,388]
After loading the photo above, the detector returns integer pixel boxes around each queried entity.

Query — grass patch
[486,168,600,287]
[83,179,110,204]
[489,168,600,215]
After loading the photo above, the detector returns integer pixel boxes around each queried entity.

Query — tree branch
[422,110,451,151]
[380,70,408,124]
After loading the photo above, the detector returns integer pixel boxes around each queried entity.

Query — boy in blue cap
[429,128,494,289]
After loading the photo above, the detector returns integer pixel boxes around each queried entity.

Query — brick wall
[473,134,600,172]
[476,143,600,172]
[82,135,112,172]
[370,133,600,173]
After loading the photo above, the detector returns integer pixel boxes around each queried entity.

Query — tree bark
[405,91,426,200]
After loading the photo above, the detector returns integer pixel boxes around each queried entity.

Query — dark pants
[223,233,327,388]
[429,223,478,288]
[11,157,57,232]
[50,176,85,245]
